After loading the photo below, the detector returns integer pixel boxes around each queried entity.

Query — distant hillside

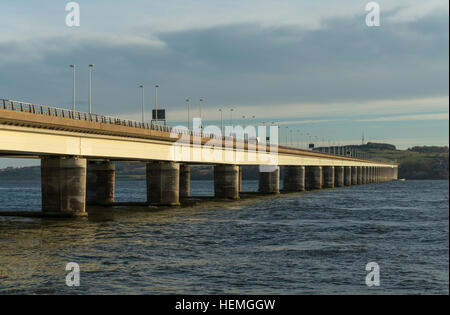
[336,143,449,180]
[0,166,40,180]
[0,143,448,180]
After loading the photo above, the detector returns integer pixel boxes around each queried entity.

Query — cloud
[358,112,449,122]
[0,8,447,113]
[132,96,447,123]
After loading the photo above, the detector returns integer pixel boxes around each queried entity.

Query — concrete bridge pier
[259,166,280,194]
[180,164,191,198]
[362,167,368,184]
[306,166,322,190]
[393,167,398,180]
[239,166,243,193]
[283,166,305,191]
[351,166,358,185]
[41,156,87,216]
[147,161,180,206]
[86,161,97,205]
[344,166,352,186]
[334,166,344,187]
[86,161,115,205]
[369,167,374,183]
[357,166,363,185]
[95,161,115,205]
[322,166,335,188]
[214,165,240,199]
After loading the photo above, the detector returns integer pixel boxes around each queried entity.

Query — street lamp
[154,84,160,123]
[218,109,223,135]
[186,98,191,130]
[69,64,76,112]
[230,108,234,127]
[285,126,289,145]
[242,115,246,129]
[88,64,94,114]
[139,84,144,124]
[199,98,204,129]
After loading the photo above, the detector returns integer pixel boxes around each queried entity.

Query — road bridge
[0,99,398,217]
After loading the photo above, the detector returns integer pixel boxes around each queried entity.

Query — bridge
[0,99,398,217]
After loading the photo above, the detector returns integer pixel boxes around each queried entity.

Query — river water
[0,179,448,294]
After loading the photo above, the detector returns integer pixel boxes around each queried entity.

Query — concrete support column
[239,166,243,193]
[344,166,352,186]
[147,161,180,206]
[86,161,115,205]
[259,166,280,194]
[86,161,98,205]
[394,167,398,180]
[96,161,115,205]
[283,166,305,191]
[351,166,358,185]
[362,167,368,184]
[357,166,363,185]
[41,156,87,216]
[322,166,335,189]
[214,165,240,199]
[368,167,373,183]
[334,166,344,187]
[180,164,191,198]
[306,166,322,190]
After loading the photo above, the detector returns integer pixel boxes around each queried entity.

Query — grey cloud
[0,10,447,117]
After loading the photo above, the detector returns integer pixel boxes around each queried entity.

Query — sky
[0,0,448,168]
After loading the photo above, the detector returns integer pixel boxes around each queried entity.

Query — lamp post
[186,98,190,130]
[69,64,76,112]
[199,98,204,120]
[285,126,289,145]
[88,64,94,114]
[218,109,223,135]
[139,84,144,124]
[307,133,311,150]
[242,115,246,129]
[154,84,160,124]
[230,108,234,127]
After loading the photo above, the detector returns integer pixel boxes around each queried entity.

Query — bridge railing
[0,99,242,141]
[0,98,201,136]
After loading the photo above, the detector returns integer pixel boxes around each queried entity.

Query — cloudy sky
[0,0,448,167]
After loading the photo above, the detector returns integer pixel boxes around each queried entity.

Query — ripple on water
[0,179,448,294]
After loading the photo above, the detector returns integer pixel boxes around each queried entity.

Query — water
[0,180,448,294]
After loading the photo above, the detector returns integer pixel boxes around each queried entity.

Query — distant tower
[362,131,365,145]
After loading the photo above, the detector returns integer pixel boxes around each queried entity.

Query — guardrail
[0,98,395,164]
[0,98,206,138]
